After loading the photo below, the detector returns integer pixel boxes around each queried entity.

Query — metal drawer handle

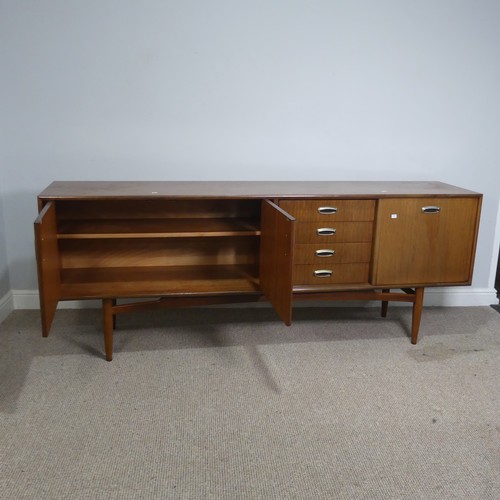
[315,249,335,257]
[318,206,337,215]
[317,228,336,236]
[314,269,333,278]
[422,206,441,214]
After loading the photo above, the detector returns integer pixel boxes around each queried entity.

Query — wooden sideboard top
[38,181,481,200]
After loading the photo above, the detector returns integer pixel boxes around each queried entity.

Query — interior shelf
[57,218,261,239]
[60,265,261,299]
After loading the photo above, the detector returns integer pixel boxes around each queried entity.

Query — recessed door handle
[317,228,336,236]
[422,206,441,214]
[314,269,333,278]
[318,207,337,215]
[315,249,335,257]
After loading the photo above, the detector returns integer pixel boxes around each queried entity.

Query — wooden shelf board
[57,218,261,239]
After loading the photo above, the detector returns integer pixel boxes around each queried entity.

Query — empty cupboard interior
[54,198,263,298]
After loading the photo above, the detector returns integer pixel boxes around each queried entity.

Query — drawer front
[280,199,375,221]
[294,243,372,264]
[295,222,373,243]
[293,263,369,285]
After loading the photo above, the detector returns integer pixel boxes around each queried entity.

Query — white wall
[0,1,499,302]
[0,176,11,297]
[0,167,13,322]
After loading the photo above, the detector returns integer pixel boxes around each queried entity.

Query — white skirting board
[11,287,499,310]
[0,291,14,323]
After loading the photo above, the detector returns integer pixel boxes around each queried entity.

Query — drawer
[294,243,372,264]
[293,263,370,285]
[295,222,373,243]
[280,199,375,221]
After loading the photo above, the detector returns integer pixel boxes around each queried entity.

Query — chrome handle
[314,269,333,278]
[317,228,336,236]
[422,206,441,214]
[315,249,335,257]
[318,206,337,215]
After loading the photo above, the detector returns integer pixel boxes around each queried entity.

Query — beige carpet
[1,306,500,499]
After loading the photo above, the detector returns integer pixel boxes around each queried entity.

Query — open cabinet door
[260,200,295,325]
[34,202,61,337]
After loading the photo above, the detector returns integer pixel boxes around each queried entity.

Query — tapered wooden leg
[102,299,114,361]
[112,299,117,329]
[411,287,425,344]
[381,288,390,317]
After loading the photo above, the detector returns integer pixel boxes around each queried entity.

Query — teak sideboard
[34,181,482,361]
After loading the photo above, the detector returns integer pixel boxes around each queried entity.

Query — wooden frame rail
[101,288,424,361]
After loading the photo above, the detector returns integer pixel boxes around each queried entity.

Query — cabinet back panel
[60,265,260,299]
[59,237,259,268]
[56,199,261,220]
